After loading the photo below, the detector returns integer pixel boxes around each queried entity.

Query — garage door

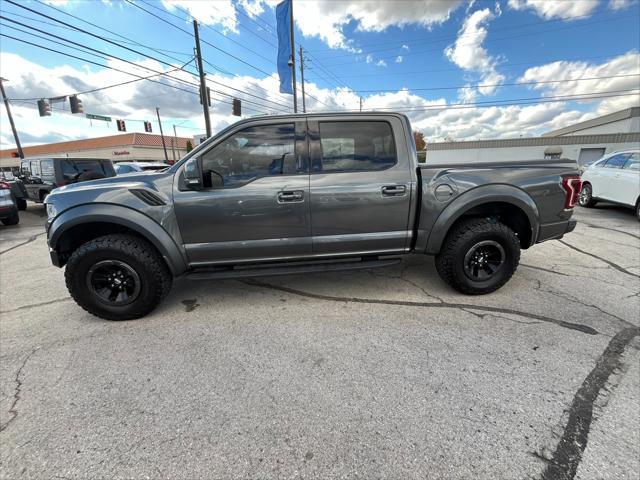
[578,148,606,167]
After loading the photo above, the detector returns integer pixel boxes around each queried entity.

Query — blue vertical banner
[276,0,293,94]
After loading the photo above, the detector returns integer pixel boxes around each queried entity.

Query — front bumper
[49,248,62,268]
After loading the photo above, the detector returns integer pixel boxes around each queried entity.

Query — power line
[366,89,640,112]
[308,11,615,56]
[2,6,292,114]
[352,73,640,94]
[7,0,287,112]
[329,52,637,78]
[323,13,640,66]
[0,33,202,98]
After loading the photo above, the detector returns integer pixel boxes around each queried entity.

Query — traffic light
[144,121,152,133]
[69,95,83,114]
[232,98,241,117]
[116,119,126,132]
[37,99,51,117]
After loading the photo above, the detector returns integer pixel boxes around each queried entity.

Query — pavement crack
[0,348,39,433]
[558,240,639,279]
[521,264,570,277]
[530,278,636,330]
[241,279,599,335]
[0,297,72,315]
[0,231,46,255]
[578,221,640,241]
[539,326,640,480]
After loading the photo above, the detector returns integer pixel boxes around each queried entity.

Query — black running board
[185,258,401,281]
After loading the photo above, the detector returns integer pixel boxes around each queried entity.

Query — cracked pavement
[0,203,638,479]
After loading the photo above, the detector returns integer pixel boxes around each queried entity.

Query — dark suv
[20,157,116,203]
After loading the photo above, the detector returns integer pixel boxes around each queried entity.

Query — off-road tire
[65,234,172,320]
[435,218,520,295]
[1,213,19,226]
[636,199,640,222]
[16,198,27,211]
[579,183,597,208]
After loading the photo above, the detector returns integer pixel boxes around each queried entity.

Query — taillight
[0,181,10,190]
[562,175,582,209]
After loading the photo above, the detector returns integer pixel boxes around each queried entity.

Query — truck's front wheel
[435,218,520,295]
[65,234,172,320]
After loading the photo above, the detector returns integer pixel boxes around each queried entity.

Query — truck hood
[45,171,175,222]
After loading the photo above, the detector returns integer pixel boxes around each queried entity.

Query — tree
[413,130,426,151]
[186,139,193,152]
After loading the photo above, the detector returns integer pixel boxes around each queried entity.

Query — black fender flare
[49,204,187,275]
[424,184,540,254]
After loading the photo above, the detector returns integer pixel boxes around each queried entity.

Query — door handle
[277,190,304,203]
[381,185,407,196]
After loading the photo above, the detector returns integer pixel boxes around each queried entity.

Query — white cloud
[395,56,403,63]
[365,54,374,64]
[518,51,640,103]
[507,0,599,19]
[377,59,388,67]
[288,0,464,50]
[401,44,410,51]
[445,7,505,96]
[608,0,638,10]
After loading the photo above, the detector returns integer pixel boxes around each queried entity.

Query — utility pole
[173,124,181,160]
[299,46,306,113]
[0,78,24,159]
[193,20,212,138]
[359,97,363,112]
[289,0,298,113]
[156,107,169,163]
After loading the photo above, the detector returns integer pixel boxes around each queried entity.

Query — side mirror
[183,157,202,190]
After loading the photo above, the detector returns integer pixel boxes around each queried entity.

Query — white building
[425,107,640,166]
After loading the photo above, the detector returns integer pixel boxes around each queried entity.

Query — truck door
[308,116,414,255]
[173,120,311,265]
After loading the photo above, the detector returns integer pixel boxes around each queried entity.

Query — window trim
[194,121,306,190]
[313,120,398,175]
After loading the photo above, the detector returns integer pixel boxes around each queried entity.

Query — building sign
[112,150,130,156]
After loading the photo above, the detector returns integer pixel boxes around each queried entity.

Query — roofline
[425,132,640,151]
[543,107,640,137]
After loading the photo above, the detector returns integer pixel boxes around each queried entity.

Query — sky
[0,0,639,149]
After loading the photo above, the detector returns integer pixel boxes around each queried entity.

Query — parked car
[115,162,169,174]
[0,181,19,226]
[19,157,116,203]
[0,170,28,210]
[579,149,640,219]
[44,113,581,320]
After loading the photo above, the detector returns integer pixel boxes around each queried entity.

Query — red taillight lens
[0,181,10,190]
[562,175,582,209]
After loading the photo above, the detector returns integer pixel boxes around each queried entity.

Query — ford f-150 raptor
[44,113,581,320]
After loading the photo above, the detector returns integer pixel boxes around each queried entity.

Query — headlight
[46,202,57,220]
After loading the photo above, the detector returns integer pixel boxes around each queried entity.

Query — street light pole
[0,78,24,159]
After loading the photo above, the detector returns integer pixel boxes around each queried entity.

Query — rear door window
[317,121,397,173]
[622,153,639,171]
[603,154,627,169]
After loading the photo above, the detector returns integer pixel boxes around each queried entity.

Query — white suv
[580,150,640,220]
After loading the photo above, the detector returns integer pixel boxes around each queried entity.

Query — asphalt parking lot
[1,204,638,479]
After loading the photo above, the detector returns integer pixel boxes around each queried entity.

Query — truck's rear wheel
[65,234,172,320]
[435,218,520,295]
[16,198,27,211]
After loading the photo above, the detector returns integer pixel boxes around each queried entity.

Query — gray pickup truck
[45,113,581,320]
